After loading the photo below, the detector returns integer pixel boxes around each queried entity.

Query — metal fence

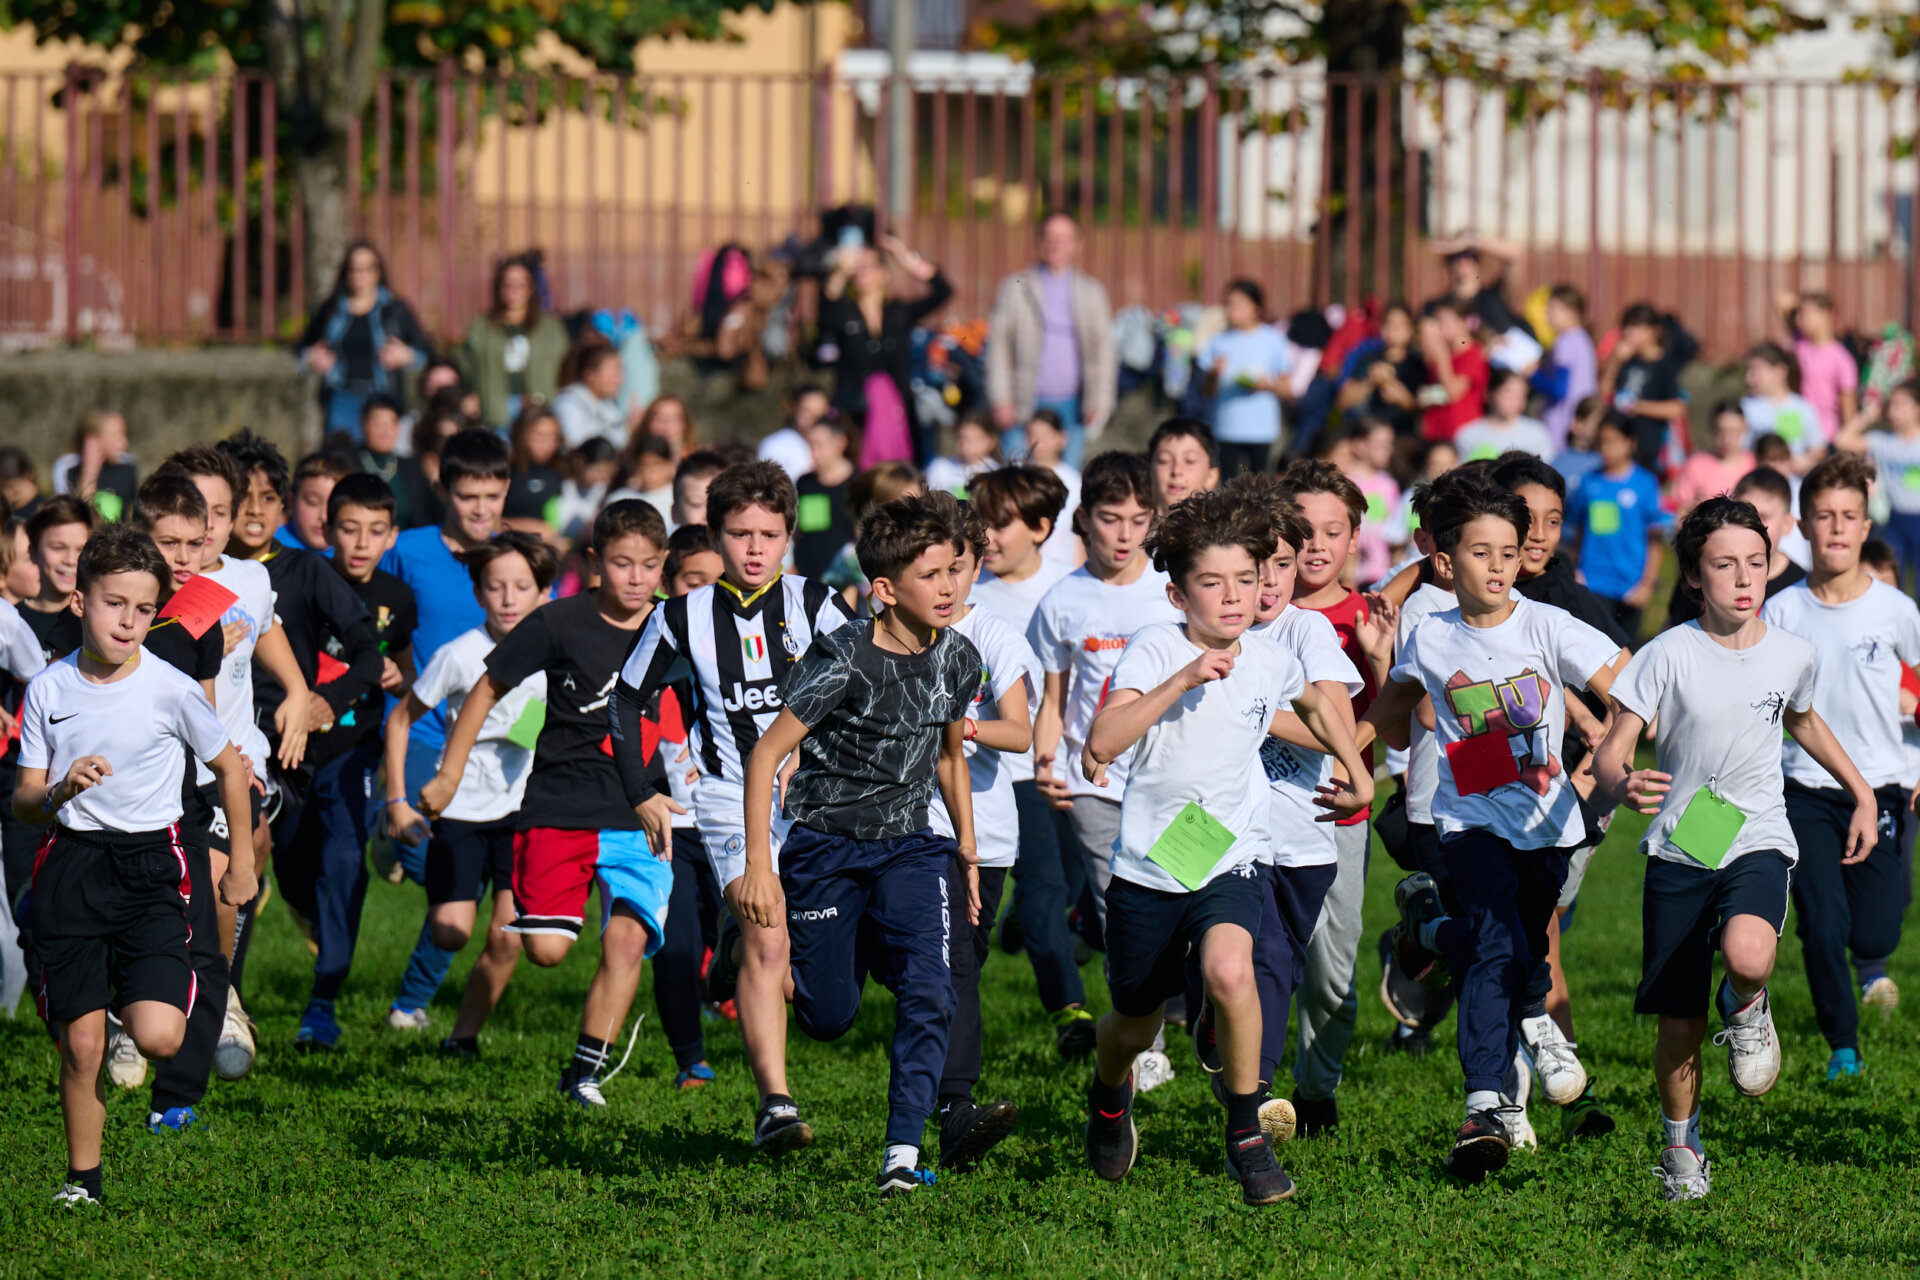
[4,64,1918,358]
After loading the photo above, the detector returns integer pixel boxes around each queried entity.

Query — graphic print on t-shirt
[1443,666,1558,796]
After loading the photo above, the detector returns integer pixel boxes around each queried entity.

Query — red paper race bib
[1446,734,1521,797]
[158,575,239,640]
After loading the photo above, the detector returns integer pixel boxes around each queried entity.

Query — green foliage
[0,786,1916,1277]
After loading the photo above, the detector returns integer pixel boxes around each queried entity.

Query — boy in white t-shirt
[926,501,1042,1171]
[1079,488,1369,1206]
[968,466,1093,1053]
[385,531,555,1059]
[1361,476,1625,1183]
[1598,496,1875,1202]
[15,525,257,1207]
[1760,452,1920,1081]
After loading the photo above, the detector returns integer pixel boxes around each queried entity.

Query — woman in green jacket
[457,255,570,430]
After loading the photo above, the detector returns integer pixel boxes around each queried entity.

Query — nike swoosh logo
[49,713,77,724]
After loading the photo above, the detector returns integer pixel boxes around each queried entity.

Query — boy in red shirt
[1278,459,1397,1135]
[1419,299,1490,442]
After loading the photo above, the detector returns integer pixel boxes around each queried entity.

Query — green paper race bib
[1365,493,1390,525]
[1902,465,1920,494]
[797,493,833,533]
[1146,801,1237,890]
[1670,784,1746,869]
[506,699,547,751]
[1588,499,1622,536]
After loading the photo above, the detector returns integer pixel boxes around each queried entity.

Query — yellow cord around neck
[717,570,781,611]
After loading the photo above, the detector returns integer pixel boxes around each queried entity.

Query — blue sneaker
[294,1000,341,1053]
[675,1062,716,1091]
[1826,1048,1861,1080]
[147,1106,196,1133]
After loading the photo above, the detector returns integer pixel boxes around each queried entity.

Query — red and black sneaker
[1084,1075,1138,1182]
[1445,1106,1512,1183]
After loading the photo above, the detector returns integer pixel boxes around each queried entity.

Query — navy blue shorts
[424,817,516,906]
[1635,850,1792,1019]
[1104,868,1263,1019]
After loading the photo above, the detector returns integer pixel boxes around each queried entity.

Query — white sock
[1662,1109,1703,1158]
[1466,1089,1501,1117]
[884,1142,920,1172]
[1418,918,1449,952]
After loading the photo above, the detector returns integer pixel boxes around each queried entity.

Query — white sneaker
[1132,1049,1176,1093]
[1652,1145,1711,1202]
[1502,1049,1537,1150]
[1713,986,1781,1097]
[214,997,257,1081]
[386,1006,432,1032]
[1519,1014,1587,1106]
[51,1182,101,1207]
[1257,1097,1296,1145]
[1862,975,1900,1016]
[106,1023,148,1090]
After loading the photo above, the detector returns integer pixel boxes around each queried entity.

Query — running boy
[1365,475,1626,1181]
[419,500,671,1107]
[1079,487,1369,1205]
[1147,418,1221,512]
[1760,452,1920,1080]
[386,531,554,1058]
[613,460,851,1148]
[1597,496,1876,1202]
[15,524,256,1206]
[740,491,982,1195]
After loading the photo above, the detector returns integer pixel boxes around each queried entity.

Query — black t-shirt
[257,545,382,732]
[1664,559,1806,630]
[1363,349,1430,437]
[1616,351,1686,461]
[505,465,563,526]
[309,567,416,762]
[794,472,853,580]
[780,619,981,841]
[1463,285,1520,337]
[486,592,646,832]
[21,603,81,665]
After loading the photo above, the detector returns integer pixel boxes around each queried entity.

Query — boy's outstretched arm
[1356,675,1424,753]
[742,708,809,930]
[936,718,980,925]
[418,676,502,819]
[208,743,258,906]
[1283,683,1374,819]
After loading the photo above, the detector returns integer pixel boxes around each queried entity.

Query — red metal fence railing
[2,65,1915,359]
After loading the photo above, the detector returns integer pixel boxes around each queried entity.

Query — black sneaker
[1084,1077,1138,1182]
[1224,1130,1296,1205]
[938,1098,1019,1171]
[877,1163,936,1197]
[1445,1108,1512,1182]
[1560,1081,1616,1140]
[1295,1096,1339,1138]
[753,1095,816,1153]
[705,909,743,1004]
[437,1036,480,1060]
[1379,926,1446,1026]
[1391,873,1451,990]
[1190,997,1222,1074]
[1051,1007,1098,1059]
[1385,1026,1434,1058]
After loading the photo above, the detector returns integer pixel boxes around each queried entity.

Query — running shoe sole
[940,1100,1019,1172]
[753,1118,816,1154]
[1084,1114,1138,1182]
[1445,1133,1510,1183]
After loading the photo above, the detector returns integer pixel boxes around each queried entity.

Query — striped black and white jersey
[610,574,851,805]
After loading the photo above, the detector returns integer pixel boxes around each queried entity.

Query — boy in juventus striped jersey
[613,461,851,1151]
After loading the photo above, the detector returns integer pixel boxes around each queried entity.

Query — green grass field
[2,795,1917,1279]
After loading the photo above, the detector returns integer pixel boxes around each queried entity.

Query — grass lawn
[2,793,1917,1279]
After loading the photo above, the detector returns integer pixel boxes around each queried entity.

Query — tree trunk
[1318,0,1409,302]
[294,139,353,308]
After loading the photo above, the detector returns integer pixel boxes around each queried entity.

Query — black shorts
[1104,868,1263,1018]
[29,825,196,1026]
[199,781,263,860]
[1635,850,1792,1019]
[425,818,517,906]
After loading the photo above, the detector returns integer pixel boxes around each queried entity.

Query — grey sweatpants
[1293,819,1370,1101]
[1066,794,1122,931]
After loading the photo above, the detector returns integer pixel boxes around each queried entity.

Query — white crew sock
[1466,1089,1501,1118]
[884,1143,920,1172]
[1662,1109,1703,1158]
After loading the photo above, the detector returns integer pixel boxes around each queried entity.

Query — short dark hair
[1800,450,1875,521]
[1595,410,1636,443]
[857,489,968,584]
[1026,407,1065,435]
[1146,486,1276,586]
[1148,417,1218,469]
[1750,432,1791,462]
[1428,474,1531,554]
[1280,457,1366,531]
[27,495,94,551]
[847,462,920,528]
[76,523,168,595]
[1074,451,1154,539]
[664,523,715,585]
[1710,398,1747,424]
[1225,277,1265,315]
[130,472,209,532]
[157,444,242,509]
[1862,536,1898,576]
[592,497,667,558]
[1548,284,1586,320]
[1222,471,1310,554]
[1491,451,1565,503]
[328,472,399,525]
[1732,465,1791,507]
[438,429,512,490]
[1748,340,1795,372]
[675,448,730,491]
[462,528,558,591]
[968,465,1068,537]
[294,450,354,492]
[1620,302,1662,330]
[217,430,291,500]
[705,459,799,533]
[361,393,402,425]
[956,498,989,562]
[1675,496,1773,598]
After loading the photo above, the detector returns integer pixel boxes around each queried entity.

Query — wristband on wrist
[963,718,978,743]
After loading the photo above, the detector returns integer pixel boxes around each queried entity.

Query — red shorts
[507,827,671,950]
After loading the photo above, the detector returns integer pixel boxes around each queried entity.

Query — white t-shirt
[925,456,1000,497]
[1027,565,1183,798]
[1453,416,1558,463]
[971,559,1072,783]
[1612,621,1816,868]
[1041,464,1083,567]
[928,606,1043,867]
[1389,596,1619,850]
[1248,607,1363,867]
[757,427,815,481]
[411,627,548,824]
[19,652,229,832]
[0,598,46,683]
[204,556,276,783]
[1397,582,1458,824]
[1762,578,1920,790]
[1109,623,1305,891]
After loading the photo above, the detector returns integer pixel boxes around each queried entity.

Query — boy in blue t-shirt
[1566,411,1669,640]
